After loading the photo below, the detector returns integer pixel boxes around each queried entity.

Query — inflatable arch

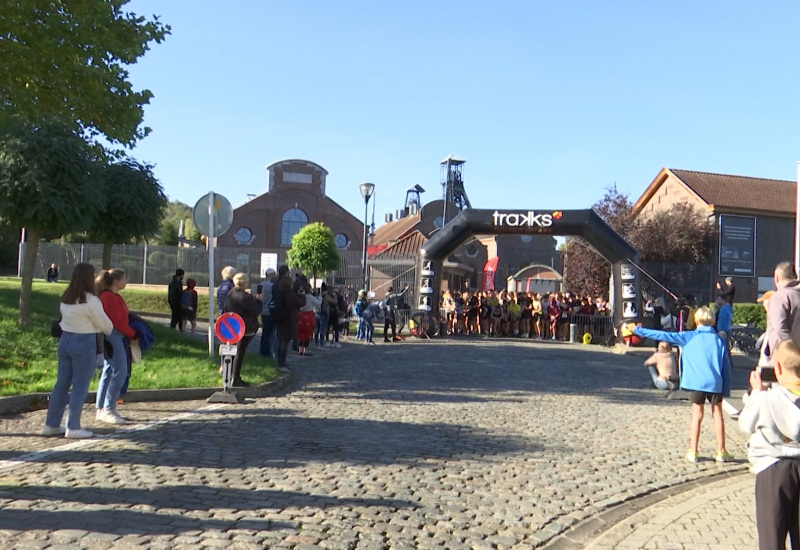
[416,209,642,326]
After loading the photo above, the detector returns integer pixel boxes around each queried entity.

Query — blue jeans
[46,332,96,430]
[96,330,128,411]
[648,366,678,391]
[260,315,276,357]
[356,317,365,339]
[316,312,329,344]
[364,318,374,343]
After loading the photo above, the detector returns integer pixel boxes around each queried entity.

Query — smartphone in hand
[256,284,263,295]
[759,366,777,383]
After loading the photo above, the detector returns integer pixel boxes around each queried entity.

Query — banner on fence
[482,256,499,291]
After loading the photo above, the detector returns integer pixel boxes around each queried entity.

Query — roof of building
[634,168,796,217]
[371,211,421,248]
[373,230,427,258]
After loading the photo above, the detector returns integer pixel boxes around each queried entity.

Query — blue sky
[126,1,800,225]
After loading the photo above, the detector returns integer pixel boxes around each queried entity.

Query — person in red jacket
[95,269,137,425]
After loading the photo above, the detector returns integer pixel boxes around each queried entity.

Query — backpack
[268,289,288,323]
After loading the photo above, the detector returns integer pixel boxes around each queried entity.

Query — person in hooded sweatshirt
[765,261,800,362]
[739,339,800,550]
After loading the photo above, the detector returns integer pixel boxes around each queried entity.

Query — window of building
[281,208,308,246]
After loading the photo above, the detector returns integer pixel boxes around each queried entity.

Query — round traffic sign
[193,192,234,237]
[215,312,245,344]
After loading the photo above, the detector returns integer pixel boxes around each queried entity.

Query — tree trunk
[18,227,40,326]
[102,240,113,270]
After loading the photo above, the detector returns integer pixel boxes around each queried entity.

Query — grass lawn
[0,277,279,397]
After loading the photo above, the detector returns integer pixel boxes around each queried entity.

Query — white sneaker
[334,342,342,348]
[41,425,66,436]
[65,428,93,439]
[97,409,128,425]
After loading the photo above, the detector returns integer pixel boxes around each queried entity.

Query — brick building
[216,159,365,256]
[632,167,796,302]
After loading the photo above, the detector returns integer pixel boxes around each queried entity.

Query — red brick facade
[216,159,365,253]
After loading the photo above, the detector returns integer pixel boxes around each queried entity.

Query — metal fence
[638,262,715,305]
[570,314,615,342]
[30,242,418,299]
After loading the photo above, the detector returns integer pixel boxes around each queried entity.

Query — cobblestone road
[0,338,749,549]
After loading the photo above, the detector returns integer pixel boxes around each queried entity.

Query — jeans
[46,332,96,430]
[316,312,329,344]
[233,333,255,381]
[260,315,276,357]
[364,318,375,343]
[328,315,340,343]
[277,339,290,367]
[356,317,365,339]
[96,330,128,411]
[648,366,678,391]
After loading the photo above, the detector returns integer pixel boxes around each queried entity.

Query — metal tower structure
[440,155,470,225]
[405,184,425,216]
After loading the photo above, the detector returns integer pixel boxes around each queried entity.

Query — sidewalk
[584,472,757,549]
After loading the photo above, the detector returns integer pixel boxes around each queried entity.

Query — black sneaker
[231,379,251,387]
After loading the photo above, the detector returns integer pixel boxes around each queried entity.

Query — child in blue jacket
[631,306,733,463]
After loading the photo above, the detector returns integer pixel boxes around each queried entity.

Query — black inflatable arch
[416,209,642,326]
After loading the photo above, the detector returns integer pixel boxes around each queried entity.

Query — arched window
[281,208,308,246]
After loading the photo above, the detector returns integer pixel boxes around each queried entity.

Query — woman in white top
[43,263,113,439]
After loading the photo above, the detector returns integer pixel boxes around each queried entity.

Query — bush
[732,303,766,329]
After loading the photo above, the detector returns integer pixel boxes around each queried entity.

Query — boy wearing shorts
[631,306,732,463]
[739,340,800,550]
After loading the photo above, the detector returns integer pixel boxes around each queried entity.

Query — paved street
[0,338,752,549]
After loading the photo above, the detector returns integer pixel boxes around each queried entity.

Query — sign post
[192,192,234,358]
[208,312,246,404]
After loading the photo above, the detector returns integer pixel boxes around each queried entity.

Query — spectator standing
[739,340,800,550]
[181,278,198,337]
[384,285,409,342]
[354,290,367,340]
[716,277,736,304]
[224,273,262,386]
[46,263,59,283]
[297,282,320,356]
[95,269,137,425]
[766,261,800,361]
[715,294,733,351]
[167,268,184,330]
[43,263,113,439]
[632,307,732,463]
[275,266,305,370]
[258,268,277,357]
[216,266,236,315]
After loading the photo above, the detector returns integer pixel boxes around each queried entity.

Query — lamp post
[359,182,375,292]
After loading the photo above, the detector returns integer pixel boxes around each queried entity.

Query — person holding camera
[739,340,800,550]
[383,284,408,342]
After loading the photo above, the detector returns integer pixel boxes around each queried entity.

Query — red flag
[482,256,499,291]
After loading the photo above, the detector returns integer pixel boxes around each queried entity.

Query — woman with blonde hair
[224,273,262,386]
[95,269,137,425]
[43,264,113,439]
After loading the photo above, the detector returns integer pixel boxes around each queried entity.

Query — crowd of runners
[438,289,611,340]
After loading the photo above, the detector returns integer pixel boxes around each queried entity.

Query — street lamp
[359,182,375,292]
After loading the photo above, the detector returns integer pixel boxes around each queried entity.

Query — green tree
[0,117,103,324]
[154,200,197,244]
[157,221,179,246]
[0,0,170,147]
[89,157,168,268]
[286,223,341,280]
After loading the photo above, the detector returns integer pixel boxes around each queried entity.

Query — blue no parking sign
[214,313,245,344]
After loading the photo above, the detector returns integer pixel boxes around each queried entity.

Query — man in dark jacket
[167,269,185,331]
[274,265,305,370]
[224,273,262,387]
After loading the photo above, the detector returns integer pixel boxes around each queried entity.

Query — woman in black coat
[275,275,305,370]
[224,273,262,386]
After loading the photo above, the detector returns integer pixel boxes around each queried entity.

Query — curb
[0,373,294,416]
[538,469,750,549]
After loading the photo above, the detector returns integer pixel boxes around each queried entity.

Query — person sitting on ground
[739,340,800,549]
[630,306,732,463]
[644,341,680,390]
[46,262,59,283]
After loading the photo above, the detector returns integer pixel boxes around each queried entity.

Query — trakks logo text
[492,211,554,228]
